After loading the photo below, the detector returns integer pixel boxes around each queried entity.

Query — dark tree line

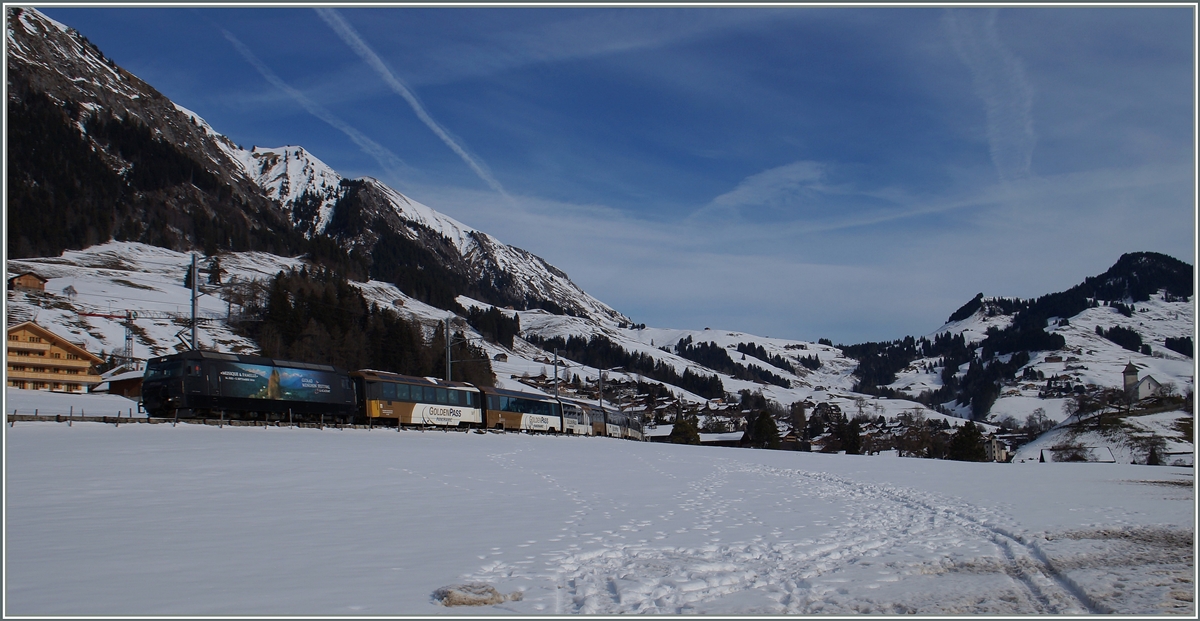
[237,267,494,385]
[954,352,1030,419]
[7,83,123,257]
[465,307,521,349]
[1164,336,1193,358]
[1096,325,1143,353]
[675,336,791,388]
[735,342,797,374]
[526,333,725,399]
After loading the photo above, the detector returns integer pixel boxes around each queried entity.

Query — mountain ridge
[6,6,626,325]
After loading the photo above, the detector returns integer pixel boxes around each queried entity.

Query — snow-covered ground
[5,417,1193,615]
[4,386,144,418]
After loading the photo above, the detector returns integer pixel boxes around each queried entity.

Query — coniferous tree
[947,421,987,461]
[843,419,863,455]
[669,414,701,445]
[742,412,781,449]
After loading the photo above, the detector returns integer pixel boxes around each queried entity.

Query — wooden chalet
[6,321,103,392]
[7,272,47,292]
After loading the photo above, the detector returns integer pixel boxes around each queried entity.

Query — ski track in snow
[462,459,1182,615]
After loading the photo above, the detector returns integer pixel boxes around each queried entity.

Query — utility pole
[554,348,559,399]
[445,316,452,382]
[190,254,198,350]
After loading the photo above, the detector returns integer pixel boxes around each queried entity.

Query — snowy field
[4,419,1194,616]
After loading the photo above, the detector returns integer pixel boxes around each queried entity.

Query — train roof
[557,397,603,413]
[349,369,479,390]
[146,350,341,372]
[477,385,560,401]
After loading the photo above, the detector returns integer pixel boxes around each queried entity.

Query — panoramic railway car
[351,370,483,428]
[141,351,356,422]
[602,409,625,438]
[624,414,644,441]
[480,386,563,432]
[559,399,595,436]
[590,407,608,437]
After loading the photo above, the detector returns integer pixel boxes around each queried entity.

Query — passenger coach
[480,386,563,432]
[351,369,482,428]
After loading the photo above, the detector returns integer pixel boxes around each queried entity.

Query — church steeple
[1123,361,1139,392]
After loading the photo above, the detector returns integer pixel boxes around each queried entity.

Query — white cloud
[688,160,827,224]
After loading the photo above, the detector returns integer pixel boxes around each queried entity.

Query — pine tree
[742,412,780,449]
[669,415,701,445]
[756,413,780,449]
[947,421,986,461]
[843,419,863,455]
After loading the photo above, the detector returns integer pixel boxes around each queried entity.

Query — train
[141,350,644,439]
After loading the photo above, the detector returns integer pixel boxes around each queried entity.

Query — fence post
[289,409,293,428]
[320,413,324,430]
[115,409,120,428]
[220,410,224,429]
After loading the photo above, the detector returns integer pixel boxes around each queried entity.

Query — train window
[145,361,183,379]
[379,382,396,401]
[488,396,499,410]
[436,388,448,404]
[447,390,460,405]
[395,383,410,402]
[419,386,434,403]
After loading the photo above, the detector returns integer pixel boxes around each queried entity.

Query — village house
[90,367,145,400]
[6,321,104,392]
[7,272,47,292]
[984,434,1010,463]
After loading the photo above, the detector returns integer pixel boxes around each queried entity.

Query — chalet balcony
[6,341,51,353]
[6,369,101,384]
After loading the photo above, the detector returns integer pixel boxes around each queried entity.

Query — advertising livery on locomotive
[142,351,356,422]
[142,352,644,439]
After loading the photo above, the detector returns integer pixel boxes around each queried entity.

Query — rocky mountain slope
[5,6,625,324]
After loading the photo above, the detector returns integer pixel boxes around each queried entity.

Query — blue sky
[37,4,1196,344]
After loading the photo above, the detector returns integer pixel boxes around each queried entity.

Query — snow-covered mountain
[6,6,625,324]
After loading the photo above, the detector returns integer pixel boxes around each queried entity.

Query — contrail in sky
[943,9,1036,184]
[222,29,408,178]
[315,7,513,203]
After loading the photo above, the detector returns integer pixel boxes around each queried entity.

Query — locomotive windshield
[145,360,184,379]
